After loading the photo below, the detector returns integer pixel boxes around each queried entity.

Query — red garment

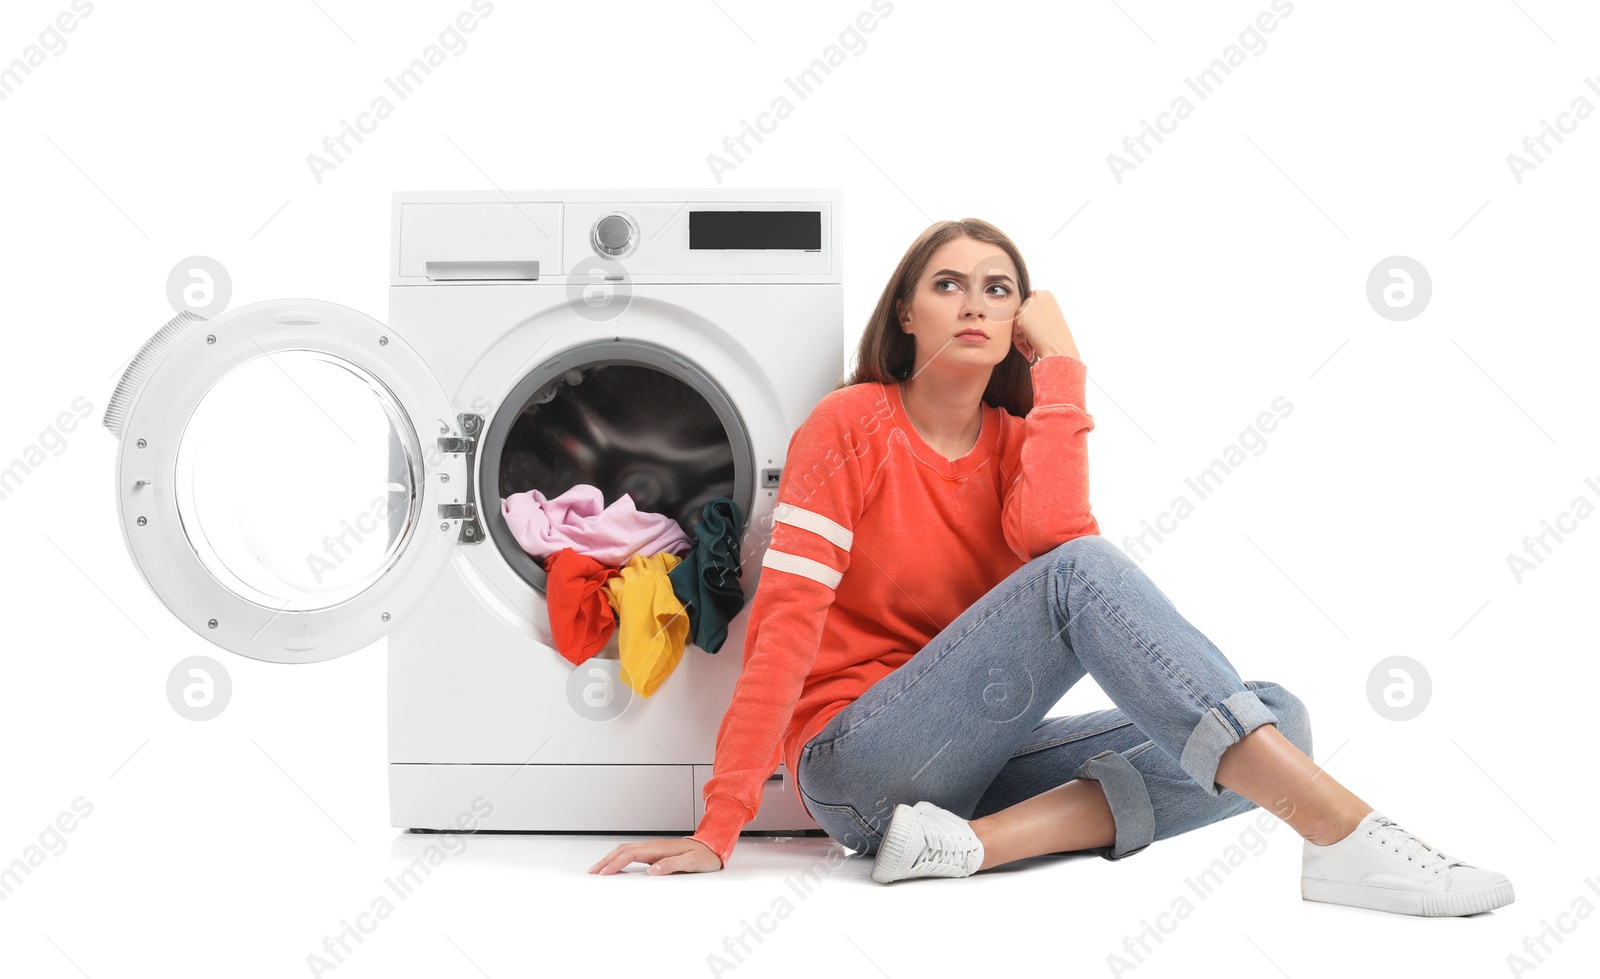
[686,355,1101,868]
[543,548,623,665]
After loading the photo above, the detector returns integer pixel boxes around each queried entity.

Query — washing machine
[104,188,842,836]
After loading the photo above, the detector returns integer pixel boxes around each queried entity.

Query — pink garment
[501,484,690,566]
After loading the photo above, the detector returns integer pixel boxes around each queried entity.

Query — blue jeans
[795,534,1314,861]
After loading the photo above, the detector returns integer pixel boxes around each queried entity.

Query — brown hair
[835,218,1036,417]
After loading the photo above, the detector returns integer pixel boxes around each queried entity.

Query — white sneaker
[1301,810,1514,916]
[871,801,985,884]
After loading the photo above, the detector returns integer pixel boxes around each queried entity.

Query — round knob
[592,213,637,257]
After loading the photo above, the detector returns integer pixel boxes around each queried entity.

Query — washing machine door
[104,299,464,664]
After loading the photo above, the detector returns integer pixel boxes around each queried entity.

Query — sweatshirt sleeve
[686,394,870,868]
[1001,354,1101,561]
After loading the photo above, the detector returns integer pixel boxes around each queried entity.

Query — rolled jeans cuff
[1179,688,1281,797]
[1074,749,1155,861]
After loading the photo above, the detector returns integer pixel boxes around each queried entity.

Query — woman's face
[896,237,1022,378]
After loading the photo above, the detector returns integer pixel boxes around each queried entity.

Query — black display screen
[689,210,821,250]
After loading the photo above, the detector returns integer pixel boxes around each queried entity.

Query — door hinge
[437,412,484,545]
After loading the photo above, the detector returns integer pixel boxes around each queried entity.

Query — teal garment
[667,497,746,653]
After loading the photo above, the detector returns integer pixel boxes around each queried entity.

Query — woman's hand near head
[588,836,722,876]
[1011,289,1081,363]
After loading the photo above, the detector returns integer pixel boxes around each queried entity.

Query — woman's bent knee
[1052,533,1126,579]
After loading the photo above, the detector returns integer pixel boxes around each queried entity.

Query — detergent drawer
[396,202,563,280]
[389,763,693,832]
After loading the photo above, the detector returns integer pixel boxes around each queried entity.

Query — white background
[2,1,1595,976]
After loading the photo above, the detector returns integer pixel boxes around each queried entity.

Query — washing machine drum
[487,358,748,582]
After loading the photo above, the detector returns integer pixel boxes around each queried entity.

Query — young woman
[589,219,1513,917]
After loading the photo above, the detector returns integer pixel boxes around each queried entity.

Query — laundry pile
[501,483,745,697]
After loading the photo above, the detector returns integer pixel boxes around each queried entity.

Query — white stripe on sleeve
[773,503,854,551]
[760,547,843,589]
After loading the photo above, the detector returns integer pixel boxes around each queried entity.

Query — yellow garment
[603,552,690,697]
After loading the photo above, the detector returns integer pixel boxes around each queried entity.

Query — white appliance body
[108,189,844,836]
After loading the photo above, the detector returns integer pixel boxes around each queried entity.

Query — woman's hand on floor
[588,837,721,875]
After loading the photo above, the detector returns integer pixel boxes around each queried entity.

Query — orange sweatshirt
[687,354,1100,868]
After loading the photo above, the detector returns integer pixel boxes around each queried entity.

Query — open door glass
[106,300,466,663]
